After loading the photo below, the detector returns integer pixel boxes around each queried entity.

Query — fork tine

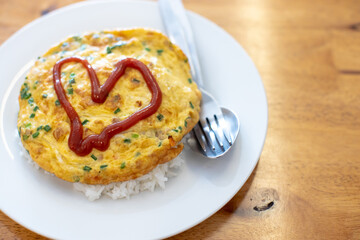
[199,120,217,151]
[206,117,224,150]
[214,114,233,145]
[193,123,207,152]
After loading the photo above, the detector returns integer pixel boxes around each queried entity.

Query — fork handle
[158,0,204,87]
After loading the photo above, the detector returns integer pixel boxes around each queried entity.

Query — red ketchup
[53,57,162,156]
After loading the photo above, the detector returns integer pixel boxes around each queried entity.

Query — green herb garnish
[25,123,32,128]
[67,88,73,95]
[132,133,139,138]
[82,119,89,125]
[145,47,151,52]
[156,114,164,121]
[184,117,191,128]
[69,79,76,85]
[124,138,131,144]
[23,134,29,140]
[188,78,192,84]
[44,125,51,132]
[189,101,194,109]
[106,46,112,54]
[33,106,39,112]
[32,132,40,138]
[157,49,164,55]
[29,113,35,118]
[114,108,121,114]
[70,73,76,78]
[106,41,127,54]
[37,125,43,131]
[55,99,61,106]
[120,162,126,169]
[20,84,31,99]
[132,78,140,83]
[100,164,108,169]
[42,94,48,99]
[83,166,92,172]
[158,141,162,147]
[91,154,97,160]
[178,126,183,132]
[73,36,82,41]
[73,176,80,182]
[172,129,179,133]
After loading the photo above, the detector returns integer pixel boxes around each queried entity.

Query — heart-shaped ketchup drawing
[53,57,162,156]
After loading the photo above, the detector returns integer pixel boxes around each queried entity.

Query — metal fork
[159,0,240,158]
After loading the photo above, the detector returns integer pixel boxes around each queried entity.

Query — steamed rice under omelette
[17,28,201,185]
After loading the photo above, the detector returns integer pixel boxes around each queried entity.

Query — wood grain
[1,0,360,239]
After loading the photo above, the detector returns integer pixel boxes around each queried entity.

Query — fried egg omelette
[17,28,201,185]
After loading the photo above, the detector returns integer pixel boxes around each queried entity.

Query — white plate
[0,1,267,239]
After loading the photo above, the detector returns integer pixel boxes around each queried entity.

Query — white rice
[18,133,184,201]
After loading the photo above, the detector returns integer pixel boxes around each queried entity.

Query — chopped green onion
[184,58,188,63]
[91,154,97,160]
[35,80,39,84]
[188,78,192,84]
[145,47,151,52]
[32,132,40,138]
[29,113,35,118]
[132,78,140,83]
[185,117,191,128]
[172,129,179,133]
[107,42,127,54]
[73,36,82,41]
[25,123,32,128]
[67,88,73,95]
[106,46,112,54]
[37,125,43,131]
[55,99,61,106]
[157,49,164,55]
[120,162,126,169]
[124,138,131,144]
[82,119,89,125]
[21,90,31,100]
[156,114,164,121]
[158,141,162,147]
[83,166,92,172]
[33,106,39,112]
[28,97,34,104]
[189,101,194,109]
[132,133,139,138]
[42,94,48,99]
[23,135,29,140]
[114,108,121,114]
[100,164,108,169]
[44,125,51,132]
[70,73,76,78]
[69,79,76,85]
[178,126,183,132]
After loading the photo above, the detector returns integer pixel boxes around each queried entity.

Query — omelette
[17,28,201,185]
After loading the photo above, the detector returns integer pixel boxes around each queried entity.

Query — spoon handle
[158,0,204,87]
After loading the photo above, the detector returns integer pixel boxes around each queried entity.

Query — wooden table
[1,0,360,239]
